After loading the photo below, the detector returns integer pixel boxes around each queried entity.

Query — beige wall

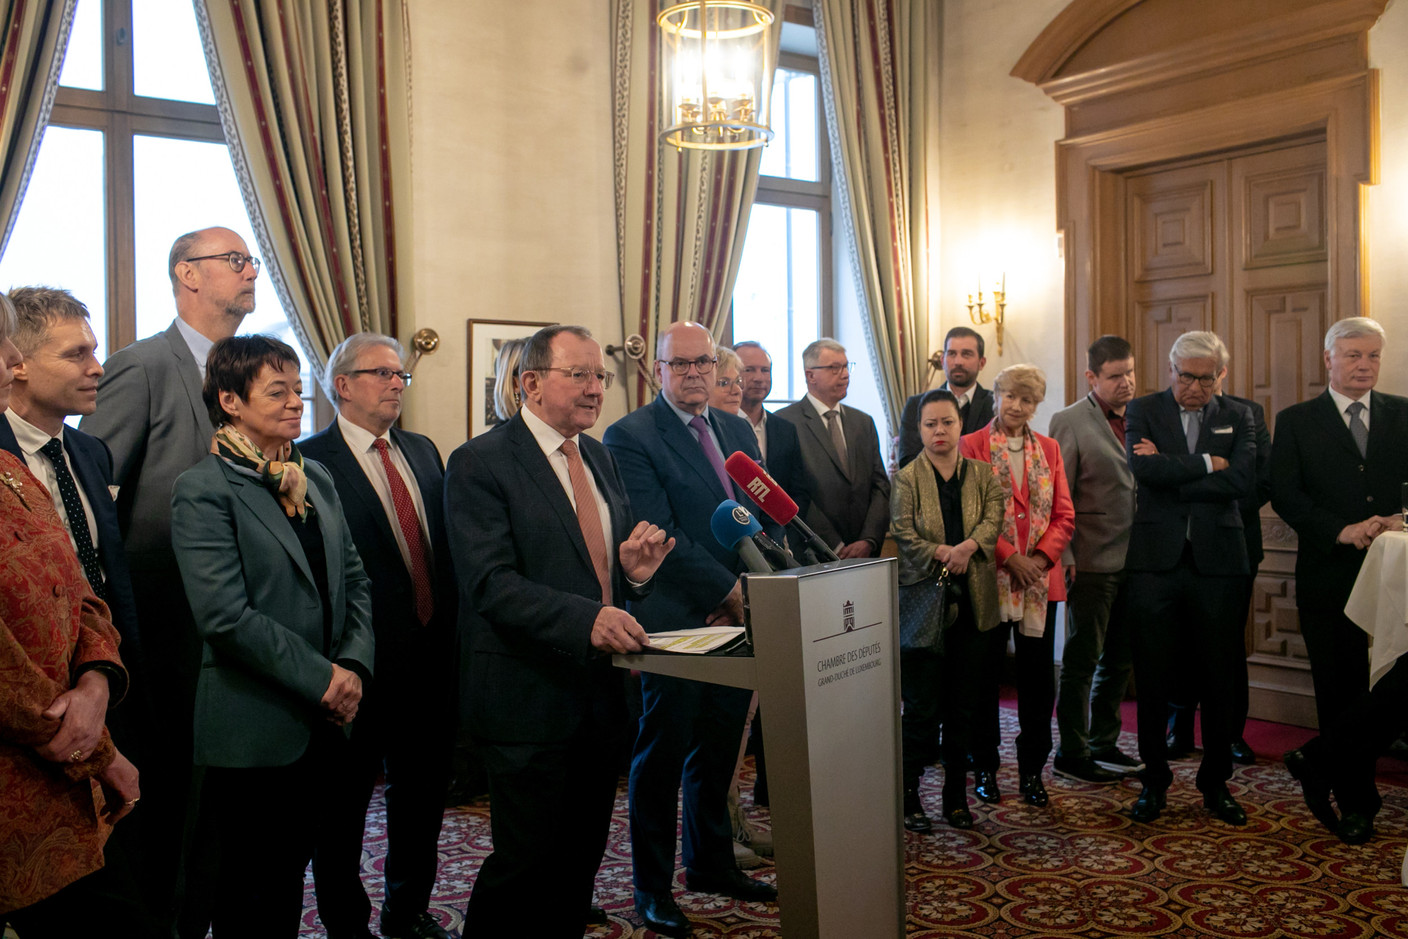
[400,0,624,456]
[1368,0,1408,396]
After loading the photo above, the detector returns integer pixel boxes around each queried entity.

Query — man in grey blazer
[79,225,258,935]
[775,338,890,558]
[1049,335,1140,784]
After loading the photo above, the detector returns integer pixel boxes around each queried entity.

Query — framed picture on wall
[466,318,555,438]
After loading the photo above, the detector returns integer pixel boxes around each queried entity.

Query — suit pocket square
[108,485,120,500]
[1211,426,1234,434]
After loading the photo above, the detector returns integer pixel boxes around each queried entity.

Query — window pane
[759,68,818,182]
[59,0,103,91]
[133,0,215,104]
[731,203,820,404]
[133,135,314,433]
[0,127,108,359]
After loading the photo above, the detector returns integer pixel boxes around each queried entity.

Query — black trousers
[1169,571,1255,743]
[972,605,1058,775]
[6,826,155,939]
[466,715,624,938]
[313,636,454,936]
[1129,551,1243,794]
[1304,650,1408,815]
[203,726,353,938]
[900,604,983,806]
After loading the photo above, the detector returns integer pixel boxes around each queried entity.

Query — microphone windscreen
[723,452,799,525]
[710,499,763,550]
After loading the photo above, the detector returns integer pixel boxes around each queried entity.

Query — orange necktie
[560,438,611,605]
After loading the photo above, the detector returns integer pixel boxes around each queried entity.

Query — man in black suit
[299,333,458,939]
[776,338,889,559]
[446,325,674,937]
[1272,316,1408,843]
[896,326,995,469]
[604,321,782,937]
[1124,330,1255,826]
[733,340,808,519]
[1,286,155,931]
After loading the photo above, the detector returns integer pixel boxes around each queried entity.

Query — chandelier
[657,1,775,151]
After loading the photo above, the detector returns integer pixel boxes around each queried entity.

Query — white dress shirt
[337,414,433,572]
[520,405,616,573]
[1328,385,1372,432]
[6,411,103,564]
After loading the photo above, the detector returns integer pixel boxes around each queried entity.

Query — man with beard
[897,327,995,470]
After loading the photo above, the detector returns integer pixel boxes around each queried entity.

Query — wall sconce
[657,1,774,151]
[405,328,440,375]
[966,274,1006,356]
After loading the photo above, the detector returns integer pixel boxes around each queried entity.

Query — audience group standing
[2,224,1406,939]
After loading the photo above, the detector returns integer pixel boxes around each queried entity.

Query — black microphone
[723,452,840,562]
[710,500,774,574]
[752,529,798,570]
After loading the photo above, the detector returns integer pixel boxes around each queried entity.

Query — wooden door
[1123,138,1329,726]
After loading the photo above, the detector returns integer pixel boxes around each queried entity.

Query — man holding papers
[604,321,784,937]
[444,325,673,936]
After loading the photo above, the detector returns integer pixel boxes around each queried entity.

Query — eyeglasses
[350,367,413,385]
[663,356,717,375]
[1174,370,1217,389]
[183,251,261,274]
[809,361,855,374]
[537,366,615,389]
[714,377,744,389]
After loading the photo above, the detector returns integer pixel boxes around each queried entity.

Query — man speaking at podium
[604,321,783,937]
[444,325,673,935]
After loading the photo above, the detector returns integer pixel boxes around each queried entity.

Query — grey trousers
[1055,570,1134,758]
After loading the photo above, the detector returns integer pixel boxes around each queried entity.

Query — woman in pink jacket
[959,364,1075,809]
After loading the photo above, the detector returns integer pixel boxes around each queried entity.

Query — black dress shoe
[1166,731,1195,760]
[903,786,932,832]
[1130,786,1166,823]
[379,910,450,939]
[944,803,974,829]
[1203,788,1247,825]
[1337,812,1376,845]
[973,769,1001,803]
[586,905,608,925]
[684,868,777,903]
[1019,772,1049,807]
[634,890,692,938]
[1284,747,1338,834]
[1230,737,1255,764]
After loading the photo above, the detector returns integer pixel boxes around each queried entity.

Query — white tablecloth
[1344,530,1408,689]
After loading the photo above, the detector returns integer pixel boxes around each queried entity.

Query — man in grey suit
[1048,336,1140,784]
[776,338,890,558]
[79,225,258,935]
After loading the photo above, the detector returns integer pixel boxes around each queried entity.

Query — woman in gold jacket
[891,389,1004,831]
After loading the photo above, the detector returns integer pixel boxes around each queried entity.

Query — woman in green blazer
[891,389,1004,831]
[171,335,374,937]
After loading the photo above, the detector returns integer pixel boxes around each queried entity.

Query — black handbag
[898,564,954,652]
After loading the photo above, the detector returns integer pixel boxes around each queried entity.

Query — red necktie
[560,438,612,605]
[372,439,434,625]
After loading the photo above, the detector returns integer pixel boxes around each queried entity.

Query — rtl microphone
[710,500,774,574]
[723,452,841,562]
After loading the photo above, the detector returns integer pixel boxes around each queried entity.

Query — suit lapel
[1155,389,1188,453]
[654,398,731,500]
[1310,390,1363,460]
[1194,395,1220,451]
[508,415,596,572]
[321,422,403,558]
[798,399,849,480]
[309,471,344,618]
[393,428,445,546]
[226,462,316,589]
[164,322,210,439]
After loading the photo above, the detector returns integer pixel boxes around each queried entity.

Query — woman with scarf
[959,364,1074,810]
[171,335,374,937]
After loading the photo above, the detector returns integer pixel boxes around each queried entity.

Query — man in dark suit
[1123,330,1255,826]
[79,225,257,935]
[1272,316,1408,843]
[1,286,156,931]
[604,321,782,938]
[733,340,809,519]
[299,333,458,939]
[776,338,890,559]
[896,326,995,469]
[1049,335,1139,784]
[446,325,674,937]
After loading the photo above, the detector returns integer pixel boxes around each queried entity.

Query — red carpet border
[298,714,1408,938]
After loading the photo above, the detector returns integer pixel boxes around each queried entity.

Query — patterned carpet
[298,713,1408,938]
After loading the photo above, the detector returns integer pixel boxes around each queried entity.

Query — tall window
[729,46,831,407]
[0,0,314,431]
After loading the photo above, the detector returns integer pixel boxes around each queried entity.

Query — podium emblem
[842,599,855,631]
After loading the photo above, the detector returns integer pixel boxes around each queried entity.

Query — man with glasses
[448,325,673,935]
[604,321,782,938]
[80,226,259,936]
[300,333,457,939]
[776,338,890,559]
[734,340,808,523]
[1122,331,1255,827]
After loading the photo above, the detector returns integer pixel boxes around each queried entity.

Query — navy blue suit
[299,421,456,933]
[445,411,648,933]
[603,396,782,895]
[1124,390,1254,793]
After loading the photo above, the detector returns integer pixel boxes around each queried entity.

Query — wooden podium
[617,557,905,939]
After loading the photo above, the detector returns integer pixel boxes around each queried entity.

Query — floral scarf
[987,422,1053,636]
[211,424,310,520]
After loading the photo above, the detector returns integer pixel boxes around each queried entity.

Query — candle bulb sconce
[966,276,1006,356]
